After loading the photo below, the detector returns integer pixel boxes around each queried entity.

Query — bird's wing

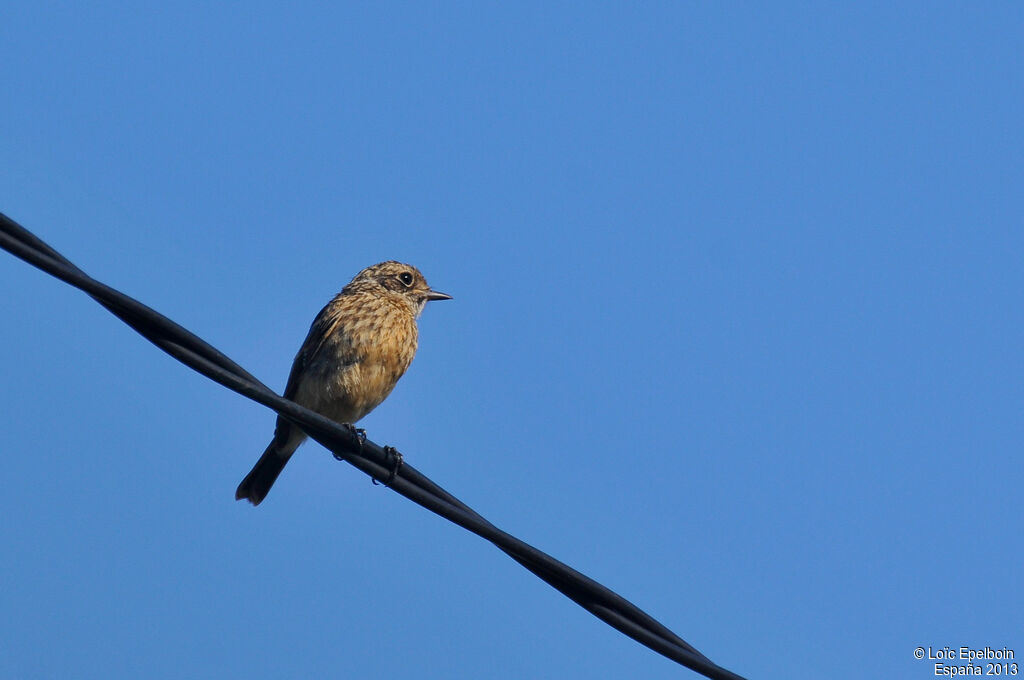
[282,300,358,400]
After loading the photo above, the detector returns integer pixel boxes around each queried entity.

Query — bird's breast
[322,308,419,422]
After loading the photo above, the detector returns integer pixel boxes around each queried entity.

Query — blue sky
[2,3,1021,679]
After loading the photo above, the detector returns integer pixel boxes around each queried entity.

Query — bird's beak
[425,288,454,301]
[425,290,452,301]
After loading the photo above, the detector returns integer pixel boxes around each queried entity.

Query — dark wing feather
[272,301,352,444]
[281,298,363,400]
[282,301,343,399]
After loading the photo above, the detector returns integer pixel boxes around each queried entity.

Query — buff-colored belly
[293,358,402,425]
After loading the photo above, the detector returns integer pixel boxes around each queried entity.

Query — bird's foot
[336,424,367,460]
[372,445,404,487]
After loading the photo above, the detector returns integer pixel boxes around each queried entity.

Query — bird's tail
[236,441,291,506]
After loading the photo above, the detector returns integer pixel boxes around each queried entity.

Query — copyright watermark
[913,646,1017,676]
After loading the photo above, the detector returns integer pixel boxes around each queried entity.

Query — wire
[0,211,748,680]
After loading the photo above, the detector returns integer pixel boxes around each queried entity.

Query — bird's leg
[384,446,404,485]
[336,423,367,460]
[372,445,404,487]
[346,423,368,446]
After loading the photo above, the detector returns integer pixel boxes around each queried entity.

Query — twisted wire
[1,211,747,680]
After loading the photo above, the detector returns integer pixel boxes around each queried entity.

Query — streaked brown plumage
[236,261,451,505]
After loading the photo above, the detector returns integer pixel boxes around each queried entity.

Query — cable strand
[0,211,747,680]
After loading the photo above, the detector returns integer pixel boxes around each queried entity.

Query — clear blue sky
[2,4,1021,679]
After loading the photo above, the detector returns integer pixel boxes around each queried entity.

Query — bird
[236,261,451,505]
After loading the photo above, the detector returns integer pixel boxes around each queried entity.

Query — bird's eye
[399,272,414,287]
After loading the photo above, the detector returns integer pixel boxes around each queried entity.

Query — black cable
[0,211,748,680]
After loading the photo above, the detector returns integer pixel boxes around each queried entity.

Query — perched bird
[236,261,451,505]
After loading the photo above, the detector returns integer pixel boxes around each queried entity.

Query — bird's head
[346,261,451,316]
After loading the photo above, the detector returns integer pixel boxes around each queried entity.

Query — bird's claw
[336,424,367,460]
[347,424,368,446]
[372,445,404,487]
